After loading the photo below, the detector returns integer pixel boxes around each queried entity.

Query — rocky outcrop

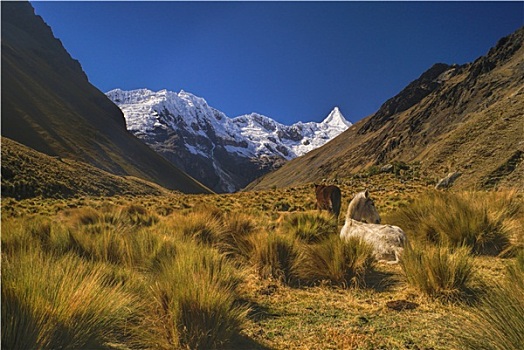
[435,172,462,189]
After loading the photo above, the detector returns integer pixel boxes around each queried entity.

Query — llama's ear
[364,189,369,198]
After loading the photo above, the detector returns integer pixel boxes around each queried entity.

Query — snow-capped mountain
[106,88,351,192]
[233,107,351,159]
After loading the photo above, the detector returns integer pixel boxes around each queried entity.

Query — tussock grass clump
[1,216,73,256]
[166,209,259,263]
[273,199,292,211]
[173,211,227,245]
[149,242,247,349]
[400,244,475,302]
[2,209,248,349]
[386,190,516,255]
[215,211,258,262]
[251,232,300,284]
[1,250,139,349]
[455,251,524,349]
[1,217,41,255]
[223,211,257,237]
[65,206,102,226]
[117,204,160,227]
[281,211,337,243]
[71,226,173,270]
[60,209,168,269]
[294,236,375,287]
[507,249,524,290]
[65,204,159,233]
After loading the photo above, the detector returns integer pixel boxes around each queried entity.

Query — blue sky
[31,1,523,124]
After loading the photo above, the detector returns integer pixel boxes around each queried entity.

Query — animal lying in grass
[314,184,341,219]
[340,190,407,263]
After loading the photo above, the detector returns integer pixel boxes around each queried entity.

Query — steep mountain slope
[1,1,210,194]
[107,88,351,192]
[247,27,524,191]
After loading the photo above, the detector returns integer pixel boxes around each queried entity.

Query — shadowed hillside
[246,27,524,192]
[1,1,210,194]
[1,137,176,199]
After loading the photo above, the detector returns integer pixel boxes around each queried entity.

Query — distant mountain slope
[107,88,351,192]
[1,1,210,194]
[247,27,524,191]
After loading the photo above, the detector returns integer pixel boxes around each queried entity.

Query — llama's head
[346,189,381,224]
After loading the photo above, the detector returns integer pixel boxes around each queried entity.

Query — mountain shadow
[1,1,211,194]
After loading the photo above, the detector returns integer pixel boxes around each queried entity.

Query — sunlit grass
[251,232,301,284]
[215,211,259,262]
[2,249,139,349]
[385,190,520,255]
[280,210,337,243]
[294,235,375,287]
[148,241,247,349]
[172,210,227,245]
[2,183,522,349]
[454,251,524,349]
[400,244,476,302]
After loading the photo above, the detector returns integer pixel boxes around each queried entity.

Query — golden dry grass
[2,176,523,349]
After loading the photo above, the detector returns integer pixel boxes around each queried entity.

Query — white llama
[340,190,407,263]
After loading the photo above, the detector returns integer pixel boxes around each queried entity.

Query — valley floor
[2,174,523,349]
[236,265,467,349]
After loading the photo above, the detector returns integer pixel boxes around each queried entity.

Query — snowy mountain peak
[106,88,352,192]
[322,107,352,128]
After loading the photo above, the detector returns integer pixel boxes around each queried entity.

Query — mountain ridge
[107,88,351,192]
[246,27,524,191]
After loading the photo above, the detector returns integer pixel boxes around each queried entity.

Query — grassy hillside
[3,173,523,349]
[246,28,524,192]
[1,2,210,194]
[1,137,175,200]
